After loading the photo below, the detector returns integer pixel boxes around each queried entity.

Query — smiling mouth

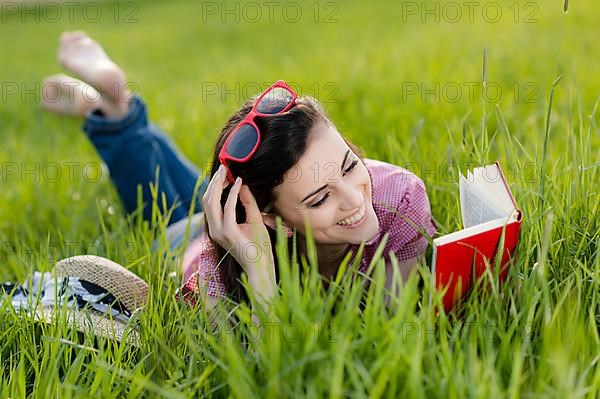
[336,201,367,227]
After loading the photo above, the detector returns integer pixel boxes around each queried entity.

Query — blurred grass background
[0,0,598,397]
[0,0,598,248]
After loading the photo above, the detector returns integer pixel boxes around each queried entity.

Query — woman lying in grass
[41,31,437,322]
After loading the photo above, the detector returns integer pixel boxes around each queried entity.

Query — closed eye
[343,159,358,176]
[309,159,359,208]
[310,192,331,208]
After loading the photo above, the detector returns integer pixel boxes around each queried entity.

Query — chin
[361,210,380,242]
[333,207,379,244]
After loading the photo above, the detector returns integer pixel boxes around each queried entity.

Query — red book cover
[431,162,523,313]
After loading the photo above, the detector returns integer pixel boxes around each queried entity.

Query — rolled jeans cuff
[82,94,146,136]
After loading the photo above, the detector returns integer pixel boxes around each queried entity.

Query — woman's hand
[202,164,275,275]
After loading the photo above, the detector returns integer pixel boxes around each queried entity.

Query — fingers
[202,165,228,203]
[202,165,265,246]
[202,165,230,239]
[239,183,263,224]
[223,176,242,231]
[212,165,230,194]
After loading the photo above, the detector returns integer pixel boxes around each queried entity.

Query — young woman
[41,31,437,318]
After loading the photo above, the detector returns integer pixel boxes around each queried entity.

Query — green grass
[1,0,599,397]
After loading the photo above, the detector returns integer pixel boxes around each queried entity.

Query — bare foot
[58,31,130,115]
[41,74,125,118]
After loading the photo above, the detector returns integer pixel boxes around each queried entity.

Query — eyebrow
[300,149,351,204]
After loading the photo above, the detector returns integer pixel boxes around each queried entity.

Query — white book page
[459,172,506,228]
[470,164,515,215]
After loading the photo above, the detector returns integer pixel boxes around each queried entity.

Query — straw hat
[34,255,149,346]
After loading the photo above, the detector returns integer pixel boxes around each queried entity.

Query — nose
[338,183,364,211]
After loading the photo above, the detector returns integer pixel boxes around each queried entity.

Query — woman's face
[271,121,380,244]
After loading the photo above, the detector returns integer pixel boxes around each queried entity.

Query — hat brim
[4,255,148,345]
[35,305,141,346]
[55,255,148,312]
[40,254,148,346]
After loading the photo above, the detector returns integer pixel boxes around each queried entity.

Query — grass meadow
[0,0,598,397]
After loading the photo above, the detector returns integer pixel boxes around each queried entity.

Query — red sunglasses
[218,80,297,184]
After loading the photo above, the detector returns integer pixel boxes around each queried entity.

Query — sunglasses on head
[217,80,297,184]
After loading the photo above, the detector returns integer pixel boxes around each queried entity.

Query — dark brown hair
[204,94,365,304]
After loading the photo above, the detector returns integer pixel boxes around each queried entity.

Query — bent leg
[147,124,209,215]
[82,95,208,225]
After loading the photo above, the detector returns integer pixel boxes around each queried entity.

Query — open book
[431,162,522,312]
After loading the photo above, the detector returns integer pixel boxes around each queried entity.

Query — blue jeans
[82,95,210,249]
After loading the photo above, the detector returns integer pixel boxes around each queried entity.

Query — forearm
[246,262,278,326]
[384,255,422,308]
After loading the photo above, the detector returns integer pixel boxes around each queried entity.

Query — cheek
[323,209,342,228]
[359,169,372,198]
[288,209,339,232]
[310,209,340,229]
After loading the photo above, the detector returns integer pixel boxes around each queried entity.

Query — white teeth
[336,203,366,226]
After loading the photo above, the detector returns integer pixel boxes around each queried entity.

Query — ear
[262,212,294,238]
[261,211,279,230]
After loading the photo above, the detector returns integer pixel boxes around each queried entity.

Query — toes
[58,31,90,55]
[59,31,73,44]
[40,73,99,117]
[43,73,78,85]
[42,74,68,101]
[42,77,60,95]
[70,30,88,39]
[43,73,65,83]
[60,30,88,44]
[41,79,62,110]
[42,74,86,97]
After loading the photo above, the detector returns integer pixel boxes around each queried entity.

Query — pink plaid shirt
[178,158,437,304]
